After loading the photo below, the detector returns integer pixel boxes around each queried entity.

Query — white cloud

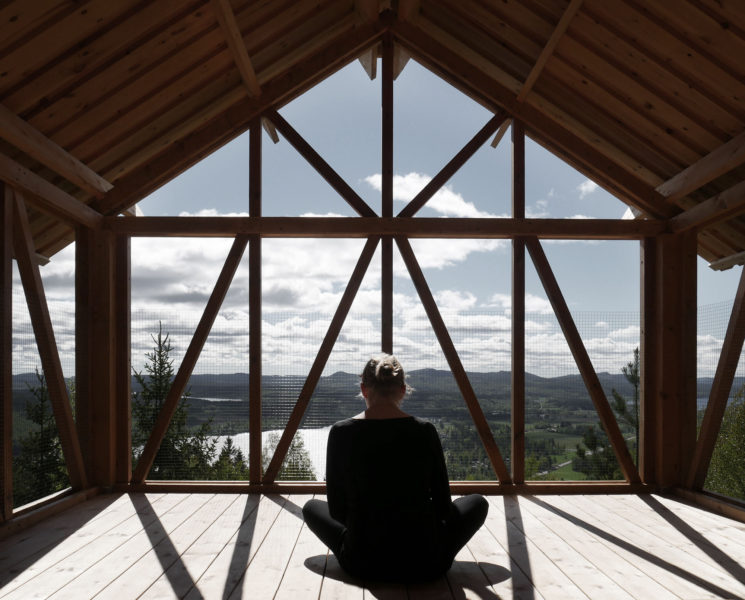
[488,293,553,315]
[364,172,497,218]
[577,179,599,199]
[526,198,550,218]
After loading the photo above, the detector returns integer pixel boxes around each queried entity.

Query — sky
[12,58,744,380]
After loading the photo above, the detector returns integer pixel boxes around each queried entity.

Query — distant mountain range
[12,368,738,408]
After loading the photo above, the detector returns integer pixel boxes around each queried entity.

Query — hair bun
[360,354,407,395]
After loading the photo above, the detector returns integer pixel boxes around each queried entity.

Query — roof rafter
[669,179,745,233]
[0,103,112,198]
[491,0,584,148]
[657,129,745,202]
[210,0,261,97]
[0,153,102,228]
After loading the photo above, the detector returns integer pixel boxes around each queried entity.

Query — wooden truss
[101,60,674,493]
[2,46,744,516]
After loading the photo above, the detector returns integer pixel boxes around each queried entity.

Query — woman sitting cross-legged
[302,354,488,583]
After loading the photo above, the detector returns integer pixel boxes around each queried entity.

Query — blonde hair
[360,354,409,400]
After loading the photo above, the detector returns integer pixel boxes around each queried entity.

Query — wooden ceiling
[1,0,744,267]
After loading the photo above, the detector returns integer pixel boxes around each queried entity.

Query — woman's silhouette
[302,354,488,582]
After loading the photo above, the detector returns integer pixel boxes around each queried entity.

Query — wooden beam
[114,235,131,486]
[511,122,525,483]
[525,237,640,482]
[393,44,411,79]
[0,184,12,520]
[382,34,394,354]
[396,237,512,484]
[12,191,88,490]
[249,121,262,485]
[397,0,420,21]
[355,0,380,22]
[649,233,698,488]
[640,237,657,483]
[490,118,512,148]
[132,236,248,483]
[263,237,380,483]
[710,250,745,271]
[0,103,112,198]
[669,179,745,233]
[104,215,667,239]
[88,229,116,487]
[518,0,583,102]
[358,45,378,79]
[261,118,279,144]
[491,0,581,146]
[398,112,507,217]
[210,0,261,97]
[0,153,102,228]
[657,129,745,202]
[687,265,745,489]
[266,109,377,218]
[74,228,94,487]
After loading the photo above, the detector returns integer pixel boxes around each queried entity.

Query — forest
[11,338,745,507]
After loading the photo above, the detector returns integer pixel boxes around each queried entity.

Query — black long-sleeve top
[325,416,453,582]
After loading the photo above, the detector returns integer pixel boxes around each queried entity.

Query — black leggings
[302,494,488,575]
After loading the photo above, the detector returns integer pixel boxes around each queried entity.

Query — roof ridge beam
[0,103,112,198]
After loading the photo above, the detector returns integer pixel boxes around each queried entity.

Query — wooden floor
[1,493,745,599]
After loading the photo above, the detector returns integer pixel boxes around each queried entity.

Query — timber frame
[2,1,745,531]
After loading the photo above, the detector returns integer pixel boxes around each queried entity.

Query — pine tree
[132,324,215,479]
[211,436,250,480]
[611,346,640,462]
[13,369,69,506]
[705,388,745,501]
[262,431,316,480]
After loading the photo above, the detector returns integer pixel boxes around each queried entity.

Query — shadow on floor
[304,554,509,598]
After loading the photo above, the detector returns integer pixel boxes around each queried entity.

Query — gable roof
[1,0,744,266]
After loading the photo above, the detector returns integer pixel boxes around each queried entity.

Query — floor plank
[550,494,743,600]
[227,494,307,599]
[273,495,328,600]
[0,493,147,589]
[139,494,247,599]
[487,496,589,599]
[95,493,239,599]
[183,494,283,599]
[519,495,676,600]
[2,493,745,600]
[46,494,212,600]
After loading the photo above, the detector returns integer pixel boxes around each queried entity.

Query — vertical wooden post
[511,121,525,483]
[249,119,262,485]
[114,235,131,485]
[650,232,697,488]
[1,183,13,518]
[77,227,117,488]
[75,227,92,482]
[640,237,657,483]
[381,34,394,354]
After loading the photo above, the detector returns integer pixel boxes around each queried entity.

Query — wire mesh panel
[700,300,745,501]
[11,264,73,508]
[130,237,250,481]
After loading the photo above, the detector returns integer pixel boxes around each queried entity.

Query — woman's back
[326,416,452,581]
